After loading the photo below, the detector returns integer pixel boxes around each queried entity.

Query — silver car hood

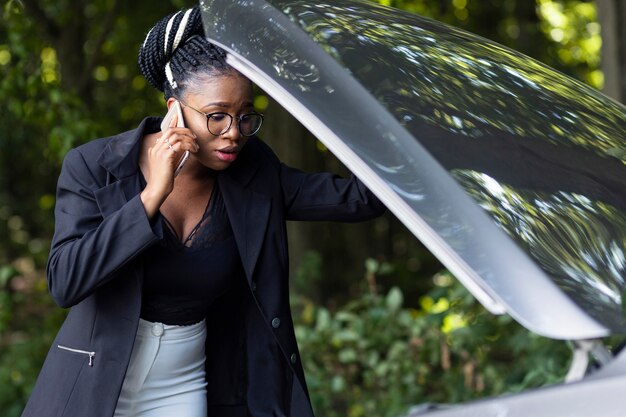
[200,0,626,340]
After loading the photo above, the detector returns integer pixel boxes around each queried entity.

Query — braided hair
[138,6,236,100]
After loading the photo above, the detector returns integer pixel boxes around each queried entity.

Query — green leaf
[365,258,379,274]
[0,266,18,287]
[338,348,358,363]
[386,287,403,312]
[331,375,345,392]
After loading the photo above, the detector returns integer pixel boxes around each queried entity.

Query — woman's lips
[215,146,240,162]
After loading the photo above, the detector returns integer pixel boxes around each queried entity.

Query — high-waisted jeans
[113,318,207,417]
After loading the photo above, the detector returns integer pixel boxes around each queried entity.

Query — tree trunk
[597,0,626,103]
[22,0,120,105]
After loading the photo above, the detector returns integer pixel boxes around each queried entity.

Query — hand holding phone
[160,101,190,177]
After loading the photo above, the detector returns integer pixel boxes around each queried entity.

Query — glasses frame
[178,99,264,137]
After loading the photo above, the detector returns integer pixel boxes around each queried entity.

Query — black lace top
[139,175,245,325]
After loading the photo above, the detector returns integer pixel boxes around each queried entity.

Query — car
[199,0,626,415]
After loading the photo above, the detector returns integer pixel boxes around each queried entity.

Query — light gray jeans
[113,318,207,417]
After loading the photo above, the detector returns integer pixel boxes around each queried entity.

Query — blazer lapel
[219,142,270,284]
[91,118,159,302]
[94,117,159,215]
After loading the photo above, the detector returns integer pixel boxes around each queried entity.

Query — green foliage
[0,0,192,268]
[371,0,603,89]
[292,250,324,297]
[536,0,603,88]
[0,1,607,416]
[0,5,185,412]
[0,262,66,417]
[292,267,571,417]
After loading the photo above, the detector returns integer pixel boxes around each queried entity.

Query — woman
[22,6,385,417]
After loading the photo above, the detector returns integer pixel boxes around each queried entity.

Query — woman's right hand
[140,113,199,219]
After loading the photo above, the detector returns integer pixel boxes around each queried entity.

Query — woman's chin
[200,156,235,172]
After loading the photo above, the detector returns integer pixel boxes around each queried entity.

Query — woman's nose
[221,120,241,140]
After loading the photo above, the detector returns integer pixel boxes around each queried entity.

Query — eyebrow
[203,102,228,108]
[203,101,254,109]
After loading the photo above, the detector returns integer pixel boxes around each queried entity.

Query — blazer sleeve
[279,162,387,222]
[46,148,162,308]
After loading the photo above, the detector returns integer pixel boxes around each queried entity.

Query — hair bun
[138,6,203,92]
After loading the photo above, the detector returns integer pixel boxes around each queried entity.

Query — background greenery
[0,1,621,416]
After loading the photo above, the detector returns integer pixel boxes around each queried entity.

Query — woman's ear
[166,97,178,110]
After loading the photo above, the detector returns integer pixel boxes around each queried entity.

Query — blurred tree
[597,0,626,102]
[0,0,191,266]
[0,0,608,308]
[0,2,193,414]
[0,1,615,414]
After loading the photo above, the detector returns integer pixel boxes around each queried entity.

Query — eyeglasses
[179,100,264,137]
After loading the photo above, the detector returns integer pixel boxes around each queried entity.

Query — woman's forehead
[185,73,253,107]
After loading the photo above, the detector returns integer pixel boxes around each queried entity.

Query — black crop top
[139,176,245,325]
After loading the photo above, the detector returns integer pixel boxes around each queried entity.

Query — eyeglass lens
[208,113,263,136]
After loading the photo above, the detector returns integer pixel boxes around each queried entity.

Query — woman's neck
[174,158,217,184]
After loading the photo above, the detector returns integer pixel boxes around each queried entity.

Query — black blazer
[22,117,386,417]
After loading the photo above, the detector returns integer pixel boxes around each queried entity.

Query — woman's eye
[211,114,227,122]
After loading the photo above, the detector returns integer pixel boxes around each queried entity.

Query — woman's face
[171,73,255,171]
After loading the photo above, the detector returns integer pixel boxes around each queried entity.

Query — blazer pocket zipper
[57,345,96,367]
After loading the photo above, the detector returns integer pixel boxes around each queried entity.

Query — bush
[292,267,571,417]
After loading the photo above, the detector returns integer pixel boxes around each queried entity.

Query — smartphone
[160,101,190,177]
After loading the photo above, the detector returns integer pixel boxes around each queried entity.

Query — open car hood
[200,0,626,340]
